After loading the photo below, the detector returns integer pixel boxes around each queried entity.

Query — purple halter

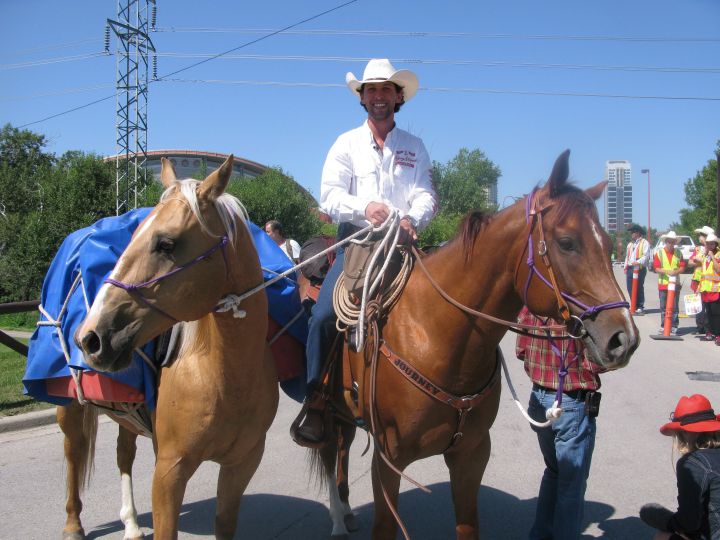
[522,189,629,338]
[105,235,230,323]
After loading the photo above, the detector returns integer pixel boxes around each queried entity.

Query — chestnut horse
[319,150,639,539]
[73,156,278,539]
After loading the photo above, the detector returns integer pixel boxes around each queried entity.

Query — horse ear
[586,180,607,201]
[198,154,234,202]
[546,149,571,198]
[160,157,177,188]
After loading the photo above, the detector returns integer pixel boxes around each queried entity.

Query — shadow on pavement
[86,482,643,539]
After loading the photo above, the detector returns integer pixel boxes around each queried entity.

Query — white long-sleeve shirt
[320,121,437,230]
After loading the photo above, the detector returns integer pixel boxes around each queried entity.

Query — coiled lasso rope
[332,212,414,352]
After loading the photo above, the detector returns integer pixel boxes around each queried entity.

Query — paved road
[1,268,717,539]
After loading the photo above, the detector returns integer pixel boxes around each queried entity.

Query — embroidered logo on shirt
[395,149,417,168]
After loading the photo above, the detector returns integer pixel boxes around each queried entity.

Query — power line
[0,52,109,71]
[162,77,720,102]
[0,38,100,58]
[153,27,720,43]
[152,52,720,75]
[156,0,358,80]
[15,0,359,129]
[0,84,115,102]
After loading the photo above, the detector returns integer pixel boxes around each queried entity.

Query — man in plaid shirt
[516,306,607,540]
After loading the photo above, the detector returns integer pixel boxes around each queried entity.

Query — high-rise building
[483,182,498,208]
[604,160,632,232]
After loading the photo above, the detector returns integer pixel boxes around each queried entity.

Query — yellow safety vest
[657,248,681,287]
[700,253,720,293]
[692,246,705,282]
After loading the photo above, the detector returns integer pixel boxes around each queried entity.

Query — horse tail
[78,404,99,490]
[307,444,335,491]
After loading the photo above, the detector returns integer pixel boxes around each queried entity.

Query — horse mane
[549,182,597,224]
[159,179,250,245]
[459,211,492,264]
[160,179,251,359]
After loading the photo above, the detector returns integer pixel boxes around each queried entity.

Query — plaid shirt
[515,307,604,391]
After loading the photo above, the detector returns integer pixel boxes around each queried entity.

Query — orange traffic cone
[652,274,683,341]
[630,267,639,314]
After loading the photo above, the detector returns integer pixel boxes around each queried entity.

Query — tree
[227,167,324,243]
[419,147,501,247]
[432,148,501,215]
[674,142,719,234]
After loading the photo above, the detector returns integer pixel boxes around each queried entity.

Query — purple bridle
[522,189,629,405]
[105,235,230,323]
[522,188,628,338]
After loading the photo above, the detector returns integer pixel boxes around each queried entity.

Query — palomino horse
[319,150,639,539]
[72,155,279,539]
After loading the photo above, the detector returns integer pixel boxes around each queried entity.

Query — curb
[0,407,57,434]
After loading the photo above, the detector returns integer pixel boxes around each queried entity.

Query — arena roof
[104,149,268,180]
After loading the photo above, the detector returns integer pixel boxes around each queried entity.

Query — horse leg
[151,454,201,540]
[214,437,266,540]
[443,434,492,540]
[370,451,403,540]
[336,422,358,534]
[57,401,98,540]
[116,425,143,540]
[317,421,358,539]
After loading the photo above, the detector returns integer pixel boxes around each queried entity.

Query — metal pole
[641,168,651,242]
[716,151,720,233]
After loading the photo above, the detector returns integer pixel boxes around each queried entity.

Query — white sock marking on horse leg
[119,473,142,539]
[327,471,349,537]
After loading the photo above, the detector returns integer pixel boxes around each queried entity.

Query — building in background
[604,160,632,232]
[483,182,498,208]
[105,149,267,180]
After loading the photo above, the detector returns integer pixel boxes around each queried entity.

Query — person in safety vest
[294,59,437,445]
[653,231,686,335]
[623,224,651,314]
[695,233,720,344]
[689,226,715,335]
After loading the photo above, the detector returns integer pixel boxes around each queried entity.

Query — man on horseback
[295,58,437,444]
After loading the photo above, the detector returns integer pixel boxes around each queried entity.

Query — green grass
[0,339,54,417]
[0,312,38,332]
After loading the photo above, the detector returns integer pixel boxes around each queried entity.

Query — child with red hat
[640,394,720,539]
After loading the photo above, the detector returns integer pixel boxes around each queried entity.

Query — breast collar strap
[380,341,500,449]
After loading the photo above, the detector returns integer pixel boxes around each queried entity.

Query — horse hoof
[62,530,86,540]
[124,535,145,540]
[344,513,359,532]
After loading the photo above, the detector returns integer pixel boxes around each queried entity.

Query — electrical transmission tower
[107,0,156,215]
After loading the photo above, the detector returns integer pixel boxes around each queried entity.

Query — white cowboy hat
[694,225,715,236]
[706,233,719,244]
[346,59,419,102]
[660,231,678,240]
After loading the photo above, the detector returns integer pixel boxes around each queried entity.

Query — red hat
[660,394,720,436]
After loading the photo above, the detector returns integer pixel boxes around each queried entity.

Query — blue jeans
[659,287,680,328]
[528,386,597,540]
[305,246,345,394]
[625,266,646,309]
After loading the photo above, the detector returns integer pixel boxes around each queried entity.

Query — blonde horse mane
[159,178,251,360]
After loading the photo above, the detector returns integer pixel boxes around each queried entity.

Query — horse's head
[76,155,258,372]
[517,150,639,369]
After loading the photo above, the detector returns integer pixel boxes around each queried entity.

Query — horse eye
[558,237,575,252]
[155,237,175,255]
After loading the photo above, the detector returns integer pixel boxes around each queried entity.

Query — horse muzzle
[584,310,639,369]
[75,319,140,373]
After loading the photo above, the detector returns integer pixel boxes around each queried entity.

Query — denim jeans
[304,246,345,393]
[528,386,597,540]
[659,287,681,328]
[625,266,646,309]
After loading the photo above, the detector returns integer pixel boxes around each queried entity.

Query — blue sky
[2,0,718,231]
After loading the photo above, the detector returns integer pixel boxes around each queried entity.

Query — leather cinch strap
[380,341,500,448]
